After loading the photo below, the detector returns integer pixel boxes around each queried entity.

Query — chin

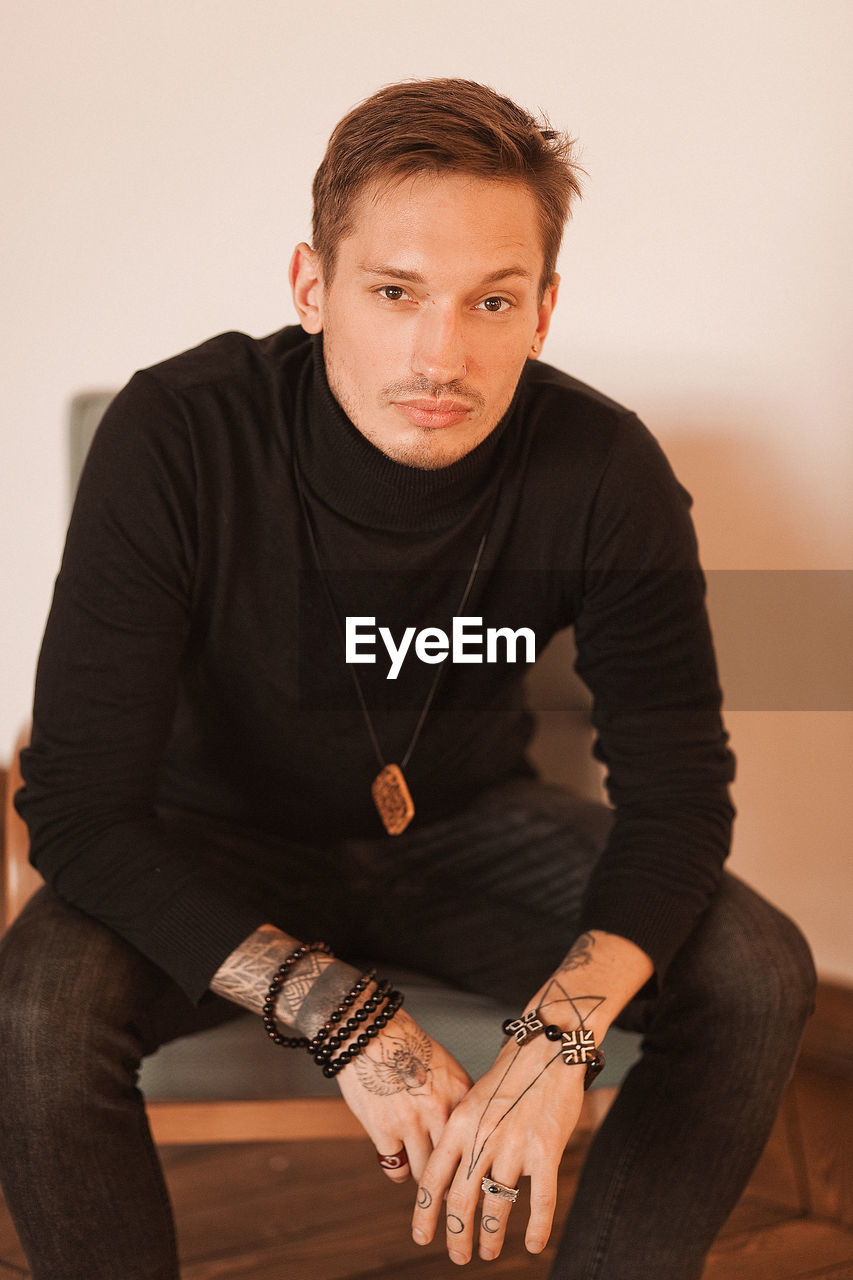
[388,441,469,470]
[375,436,475,470]
[362,417,495,471]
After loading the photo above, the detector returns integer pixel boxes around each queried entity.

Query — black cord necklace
[292,452,500,835]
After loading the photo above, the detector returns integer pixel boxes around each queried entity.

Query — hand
[411,1033,585,1265]
[335,1009,473,1185]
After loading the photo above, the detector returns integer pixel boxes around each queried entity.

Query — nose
[410,305,467,386]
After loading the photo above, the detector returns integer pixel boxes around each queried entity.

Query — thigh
[346,778,612,1006]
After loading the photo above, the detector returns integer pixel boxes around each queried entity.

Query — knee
[670,876,817,1040]
[737,904,817,1039]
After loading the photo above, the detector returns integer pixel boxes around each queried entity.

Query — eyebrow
[358,263,534,286]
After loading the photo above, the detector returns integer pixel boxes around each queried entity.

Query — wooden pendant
[371,763,415,835]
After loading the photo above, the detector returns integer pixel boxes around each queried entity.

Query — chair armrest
[2,726,43,931]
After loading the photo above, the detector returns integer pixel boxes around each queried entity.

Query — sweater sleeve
[571,415,735,978]
[16,372,266,1001]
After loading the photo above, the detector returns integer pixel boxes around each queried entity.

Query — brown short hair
[312,78,583,297]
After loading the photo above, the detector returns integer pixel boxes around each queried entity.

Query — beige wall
[2,2,850,977]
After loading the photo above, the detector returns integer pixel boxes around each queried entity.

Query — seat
[0,390,640,1146]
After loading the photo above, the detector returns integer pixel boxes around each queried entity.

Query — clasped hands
[335,1010,586,1266]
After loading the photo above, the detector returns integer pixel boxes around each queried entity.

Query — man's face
[291,172,558,469]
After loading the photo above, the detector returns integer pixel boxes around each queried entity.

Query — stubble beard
[325,359,502,472]
[348,418,480,471]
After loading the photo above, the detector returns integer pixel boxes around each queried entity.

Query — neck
[294,335,522,534]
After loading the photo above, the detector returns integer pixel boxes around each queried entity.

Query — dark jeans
[0,780,816,1279]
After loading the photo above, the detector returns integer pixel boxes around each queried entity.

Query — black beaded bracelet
[311,978,392,1063]
[319,988,405,1078]
[262,941,333,1048]
[261,942,406,1077]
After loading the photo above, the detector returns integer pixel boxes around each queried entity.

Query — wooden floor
[165,1064,853,1280]
[1,1057,851,1278]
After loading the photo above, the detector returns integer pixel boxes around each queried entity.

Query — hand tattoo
[483,1216,500,1234]
[466,1046,550,1175]
[354,1022,434,1095]
[417,1186,433,1209]
[466,978,604,1176]
[447,1215,465,1234]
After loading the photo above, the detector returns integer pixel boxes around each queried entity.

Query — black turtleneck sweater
[19,327,734,1002]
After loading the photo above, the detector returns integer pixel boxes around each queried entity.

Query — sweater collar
[296,335,522,533]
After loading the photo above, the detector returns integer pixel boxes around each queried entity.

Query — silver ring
[481,1177,519,1203]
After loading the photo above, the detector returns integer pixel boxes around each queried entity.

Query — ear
[528,274,560,359]
[289,243,324,334]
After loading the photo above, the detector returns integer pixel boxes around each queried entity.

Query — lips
[393,398,473,429]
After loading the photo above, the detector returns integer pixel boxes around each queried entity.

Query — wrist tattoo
[211,927,302,1014]
[210,926,359,1035]
[538,976,605,1025]
[556,931,595,974]
[291,960,363,1037]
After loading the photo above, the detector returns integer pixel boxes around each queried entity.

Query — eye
[476,296,512,313]
[377,285,411,302]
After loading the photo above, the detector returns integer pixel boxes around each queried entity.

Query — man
[0,79,815,1278]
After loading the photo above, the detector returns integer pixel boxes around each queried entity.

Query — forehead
[336,172,545,280]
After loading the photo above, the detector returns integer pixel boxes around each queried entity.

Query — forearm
[522,929,653,1047]
[210,924,362,1038]
[212,924,473,1186]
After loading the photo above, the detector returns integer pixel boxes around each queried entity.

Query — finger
[411,1141,461,1246]
[478,1169,521,1262]
[445,1176,481,1267]
[429,1118,450,1151]
[404,1131,435,1185]
[525,1164,558,1255]
[444,1155,514,1267]
[376,1143,411,1183]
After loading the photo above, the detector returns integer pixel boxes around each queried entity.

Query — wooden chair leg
[2,728,43,930]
